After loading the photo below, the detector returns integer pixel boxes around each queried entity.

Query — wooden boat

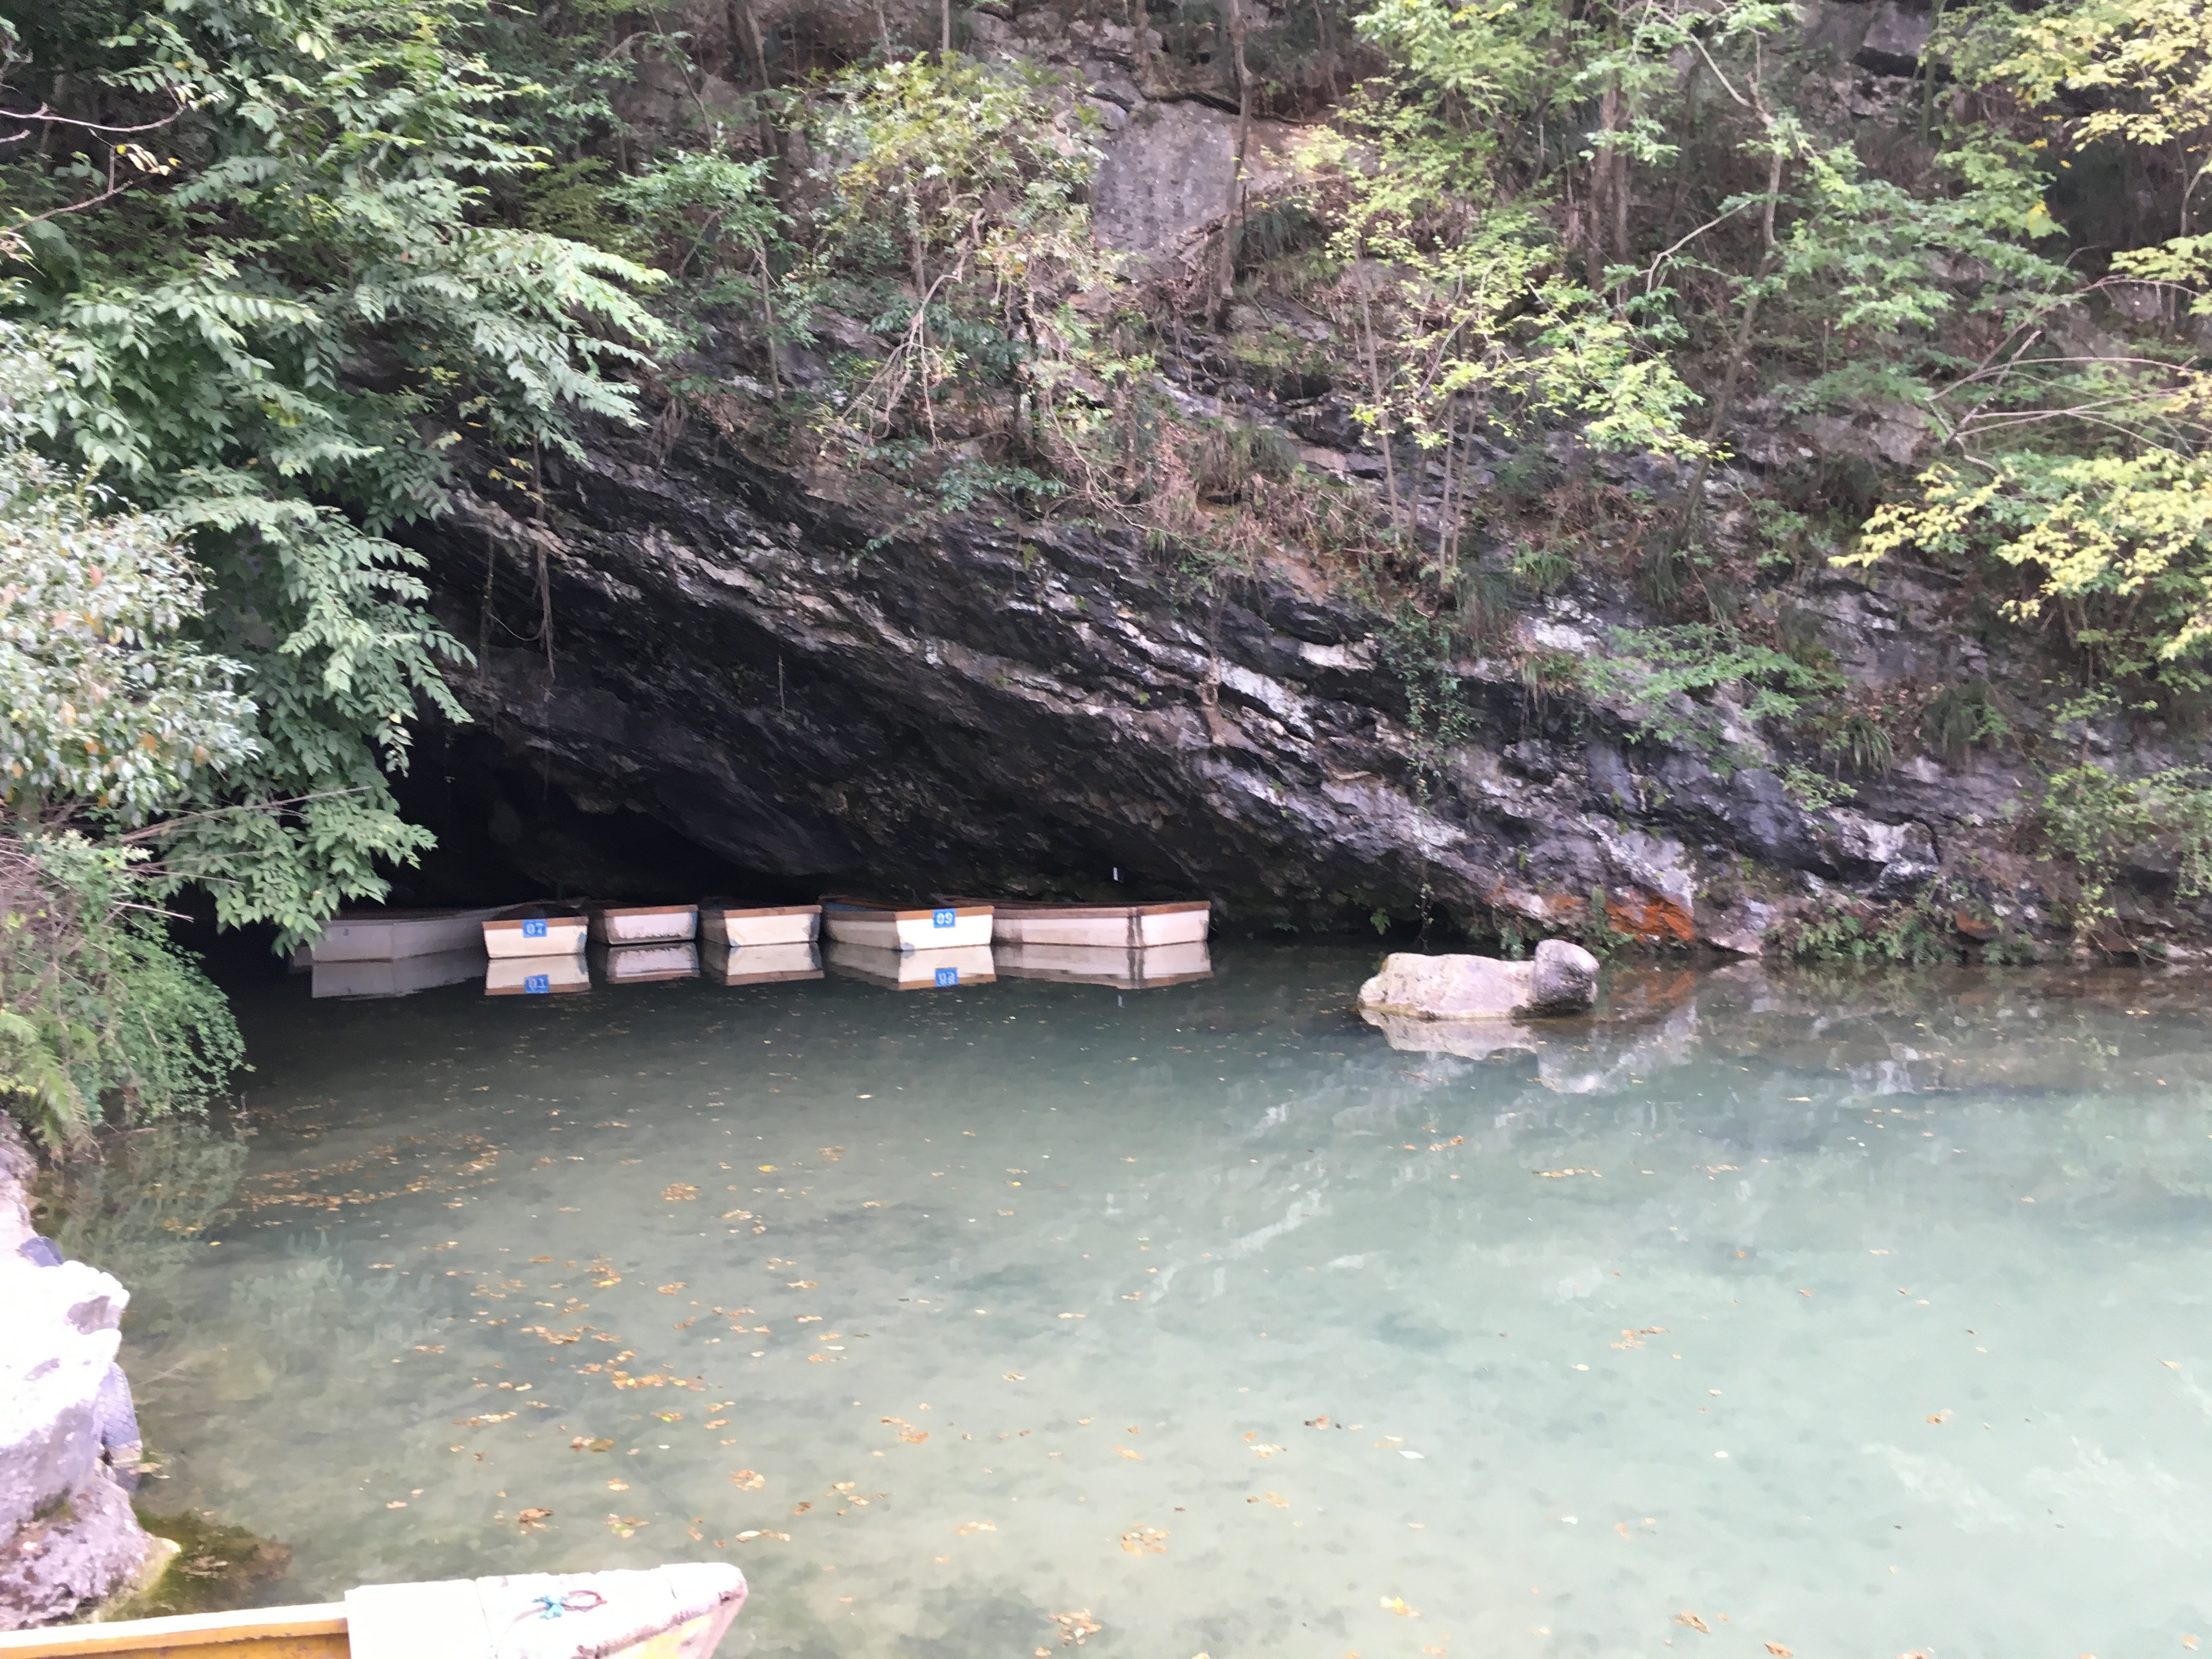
[0,1562,746,1659]
[486,953,591,996]
[825,940,995,990]
[312,947,485,1000]
[819,896,992,953]
[483,904,588,960]
[698,902,821,948]
[310,906,505,963]
[938,897,1210,949]
[994,940,1214,989]
[588,903,698,946]
[702,939,823,985]
[592,941,700,984]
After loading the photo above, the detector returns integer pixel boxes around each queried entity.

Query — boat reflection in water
[993,940,1212,989]
[825,940,995,989]
[593,941,700,984]
[702,939,823,986]
[312,947,485,1000]
[485,954,591,996]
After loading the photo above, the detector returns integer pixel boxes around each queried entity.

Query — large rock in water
[1356,940,1599,1020]
[0,1119,154,1629]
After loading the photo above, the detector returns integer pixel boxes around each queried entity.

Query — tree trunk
[1214,0,1254,322]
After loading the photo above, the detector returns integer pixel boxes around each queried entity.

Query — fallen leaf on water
[1252,1443,1285,1458]
[1049,1610,1102,1647]
[792,1503,812,1514]
[788,1279,818,1289]
[1765,1645,1793,1656]
[571,1437,615,1452]
[2163,1360,2181,1369]
[1677,1612,1710,1633]
[1534,1169,1598,1178]
[956,1520,997,1536]
[516,1508,552,1530]
[732,1530,790,1542]
[662,1185,698,1201]
[1304,1415,1331,1429]
[1120,1526,1169,1555]
[731,1469,766,1489]
[606,1514,647,1537]
[1119,1447,1142,1460]
[530,1255,553,1264]
[1006,1373,1028,1382]
[1379,1597,1418,1618]
[385,1500,407,1510]
[455,1413,516,1427]
[1927,1410,1952,1424]
[414,1344,445,1353]
[658,1283,687,1294]
[607,1478,629,1492]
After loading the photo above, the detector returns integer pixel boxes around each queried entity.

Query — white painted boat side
[597,941,700,983]
[589,904,699,945]
[312,948,486,1000]
[820,904,993,954]
[312,906,506,963]
[825,941,995,989]
[701,906,821,947]
[702,940,823,985]
[982,902,1211,948]
[483,917,589,958]
[486,955,591,995]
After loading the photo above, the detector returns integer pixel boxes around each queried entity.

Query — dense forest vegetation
[4,0,2211,1146]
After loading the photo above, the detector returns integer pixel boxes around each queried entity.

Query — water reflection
[48,946,2212,1657]
[701,941,822,986]
[823,940,996,988]
[485,954,590,996]
[312,947,485,1000]
[594,941,701,984]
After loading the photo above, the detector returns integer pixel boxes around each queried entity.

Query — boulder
[1355,940,1599,1022]
[0,1118,154,1630]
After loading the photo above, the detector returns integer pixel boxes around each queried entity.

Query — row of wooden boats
[308,896,1212,964]
[311,938,1213,998]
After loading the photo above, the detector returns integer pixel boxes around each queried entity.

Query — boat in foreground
[819,897,992,953]
[939,898,1211,949]
[310,906,506,963]
[483,904,588,959]
[0,1562,746,1659]
[699,903,820,948]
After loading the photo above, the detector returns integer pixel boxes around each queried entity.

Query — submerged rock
[1356,939,1599,1021]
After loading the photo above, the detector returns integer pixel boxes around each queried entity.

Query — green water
[44,945,2212,1657]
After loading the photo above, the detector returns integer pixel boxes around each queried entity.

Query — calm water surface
[44,944,2212,1657]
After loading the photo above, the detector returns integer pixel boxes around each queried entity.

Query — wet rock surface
[1357,941,1598,1020]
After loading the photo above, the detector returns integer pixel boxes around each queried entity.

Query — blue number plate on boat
[935,967,958,987]
[522,918,548,938]
[524,974,550,994]
[932,908,957,929]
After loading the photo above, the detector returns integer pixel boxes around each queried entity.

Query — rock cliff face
[398,408,2202,956]
[381,0,2212,957]
[0,1121,152,1630]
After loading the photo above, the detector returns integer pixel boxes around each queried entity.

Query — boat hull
[699,905,821,947]
[985,901,1210,948]
[311,907,504,963]
[483,912,588,959]
[588,904,699,946]
[826,941,995,989]
[0,1562,746,1659]
[820,901,992,953]
[486,955,591,996]
[702,940,823,985]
